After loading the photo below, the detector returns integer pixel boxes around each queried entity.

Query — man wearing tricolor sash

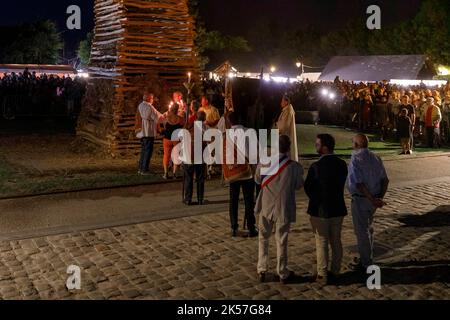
[255,135,304,284]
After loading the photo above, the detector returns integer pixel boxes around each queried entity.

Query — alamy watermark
[66,4,381,31]
[366,265,382,290]
[66,5,81,30]
[66,265,81,290]
[367,5,381,30]
[171,123,283,175]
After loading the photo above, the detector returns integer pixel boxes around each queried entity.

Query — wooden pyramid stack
[77,0,198,157]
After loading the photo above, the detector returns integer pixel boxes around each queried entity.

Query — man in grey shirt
[137,92,163,175]
[348,134,389,272]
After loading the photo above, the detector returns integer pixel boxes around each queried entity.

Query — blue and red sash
[261,155,292,189]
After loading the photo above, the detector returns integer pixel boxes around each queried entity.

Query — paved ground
[0,156,449,300]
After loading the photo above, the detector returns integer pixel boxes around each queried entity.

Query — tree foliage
[188,0,251,69]
[77,32,94,66]
[0,20,63,64]
[246,0,450,69]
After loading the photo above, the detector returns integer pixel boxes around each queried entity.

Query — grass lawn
[0,125,449,198]
[297,125,450,158]
[0,157,163,198]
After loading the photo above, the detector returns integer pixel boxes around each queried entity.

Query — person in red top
[361,93,373,132]
[423,97,442,148]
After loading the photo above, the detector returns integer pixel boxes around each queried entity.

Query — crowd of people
[136,88,391,285]
[0,69,86,120]
[333,80,450,149]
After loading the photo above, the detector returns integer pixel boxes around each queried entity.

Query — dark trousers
[426,127,440,148]
[139,137,155,172]
[229,178,256,232]
[183,164,206,202]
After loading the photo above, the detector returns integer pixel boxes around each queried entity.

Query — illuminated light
[422,80,448,87]
[438,66,450,76]
[329,93,336,100]
[228,72,236,78]
[263,75,271,82]
[246,73,251,77]
[289,78,298,84]
[77,72,89,78]
[322,89,329,96]
[390,79,447,87]
[389,79,421,87]
[270,66,276,73]
[272,77,288,83]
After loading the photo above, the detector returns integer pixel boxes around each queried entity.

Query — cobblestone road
[0,181,449,300]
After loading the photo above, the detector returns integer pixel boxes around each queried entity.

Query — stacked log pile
[77,0,198,157]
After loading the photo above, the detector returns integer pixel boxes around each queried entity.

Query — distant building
[0,64,77,77]
[319,55,437,83]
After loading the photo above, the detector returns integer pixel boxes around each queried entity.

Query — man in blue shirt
[347,134,389,272]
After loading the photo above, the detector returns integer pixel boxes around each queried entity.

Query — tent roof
[0,64,76,75]
[319,55,434,82]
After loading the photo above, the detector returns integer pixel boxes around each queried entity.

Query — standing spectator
[256,135,304,284]
[198,96,221,128]
[441,93,450,144]
[423,98,443,148]
[182,111,207,205]
[172,91,188,121]
[388,91,401,131]
[397,109,413,155]
[137,92,163,175]
[398,95,416,148]
[276,96,299,162]
[361,93,373,132]
[161,104,183,180]
[304,134,348,285]
[223,112,258,238]
[348,134,389,272]
[374,88,389,141]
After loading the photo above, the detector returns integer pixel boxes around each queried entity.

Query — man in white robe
[276,96,299,162]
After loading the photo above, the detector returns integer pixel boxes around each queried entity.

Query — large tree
[0,20,63,64]
[246,0,450,69]
[188,0,251,69]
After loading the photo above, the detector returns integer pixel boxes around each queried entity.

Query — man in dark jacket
[304,134,348,285]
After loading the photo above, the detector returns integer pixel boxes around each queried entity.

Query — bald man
[347,134,389,272]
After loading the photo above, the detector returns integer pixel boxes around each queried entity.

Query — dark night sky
[0,0,423,58]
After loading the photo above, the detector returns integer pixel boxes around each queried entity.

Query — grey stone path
[0,180,449,300]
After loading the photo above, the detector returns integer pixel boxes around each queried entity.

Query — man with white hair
[348,134,389,272]
[423,97,442,148]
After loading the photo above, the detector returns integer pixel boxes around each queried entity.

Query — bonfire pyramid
[77,0,198,157]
